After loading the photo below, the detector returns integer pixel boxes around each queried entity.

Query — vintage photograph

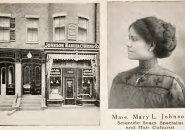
[108,1,185,109]
[0,3,100,125]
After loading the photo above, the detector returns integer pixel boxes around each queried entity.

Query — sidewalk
[0,106,100,126]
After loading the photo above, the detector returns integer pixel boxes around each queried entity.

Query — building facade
[0,3,100,107]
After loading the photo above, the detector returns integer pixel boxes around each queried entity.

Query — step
[21,99,40,102]
[20,104,41,107]
[20,106,42,111]
[21,101,41,104]
[22,96,41,99]
[0,107,11,111]
[0,100,13,103]
[0,104,12,107]
[0,95,15,98]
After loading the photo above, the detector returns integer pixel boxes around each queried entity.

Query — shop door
[22,63,41,95]
[64,77,75,105]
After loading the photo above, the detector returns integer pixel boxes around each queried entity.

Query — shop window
[8,66,14,84]
[27,18,39,43]
[23,66,30,84]
[81,77,94,100]
[78,17,88,42]
[35,66,41,84]
[54,16,65,41]
[1,67,6,84]
[0,17,10,42]
[49,68,62,98]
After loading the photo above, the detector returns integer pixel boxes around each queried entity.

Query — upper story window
[0,17,10,42]
[54,16,66,41]
[78,17,88,42]
[0,14,15,43]
[26,18,39,43]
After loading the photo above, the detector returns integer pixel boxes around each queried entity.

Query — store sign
[45,42,99,49]
[83,69,93,76]
[67,23,77,41]
[67,70,74,74]
[51,68,61,76]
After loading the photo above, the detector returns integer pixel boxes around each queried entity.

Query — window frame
[77,16,89,42]
[26,17,39,44]
[0,16,10,43]
[53,16,66,42]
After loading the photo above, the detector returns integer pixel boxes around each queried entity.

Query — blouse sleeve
[108,74,121,108]
[170,78,185,107]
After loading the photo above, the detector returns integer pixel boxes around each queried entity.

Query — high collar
[138,58,158,73]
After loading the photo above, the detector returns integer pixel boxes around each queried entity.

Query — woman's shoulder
[112,67,138,83]
[155,66,182,80]
[153,66,185,87]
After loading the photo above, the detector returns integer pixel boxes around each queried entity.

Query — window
[78,17,88,42]
[35,66,41,84]
[23,66,30,84]
[1,67,6,84]
[8,66,14,84]
[54,16,65,41]
[0,17,10,42]
[27,18,39,43]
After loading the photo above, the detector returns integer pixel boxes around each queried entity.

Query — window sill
[26,42,39,44]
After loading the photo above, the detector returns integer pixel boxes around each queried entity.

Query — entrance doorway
[22,63,41,95]
[0,64,15,95]
[1,67,6,95]
[64,77,75,105]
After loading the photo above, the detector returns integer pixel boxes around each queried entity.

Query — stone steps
[0,95,14,111]
[20,95,42,111]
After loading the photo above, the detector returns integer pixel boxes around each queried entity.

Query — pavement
[0,106,100,126]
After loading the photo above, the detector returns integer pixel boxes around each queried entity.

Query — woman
[109,16,185,108]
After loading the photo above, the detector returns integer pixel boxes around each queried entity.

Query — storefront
[45,42,99,105]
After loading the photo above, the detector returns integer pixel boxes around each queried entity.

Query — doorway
[0,64,15,95]
[22,63,41,95]
[64,77,75,105]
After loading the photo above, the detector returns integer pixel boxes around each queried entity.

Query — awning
[46,54,97,78]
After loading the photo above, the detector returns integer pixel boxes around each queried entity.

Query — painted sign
[45,42,99,49]
[50,68,61,76]
[83,69,93,76]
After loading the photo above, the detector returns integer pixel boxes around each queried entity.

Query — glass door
[23,65,31,94]
[22,63,41,95]
[64,77,75,105]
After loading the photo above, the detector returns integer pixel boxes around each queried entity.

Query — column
[96,53,100,101]
[41,63,46,97]
[15,62,22,97]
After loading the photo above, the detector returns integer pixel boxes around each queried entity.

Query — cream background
[1,0,185,130]
[106,2,185,130]
[108,1,185,92]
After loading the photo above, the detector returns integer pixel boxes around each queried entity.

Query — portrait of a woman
[109,16,185,108]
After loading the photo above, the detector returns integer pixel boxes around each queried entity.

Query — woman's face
[126,27,154,60]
